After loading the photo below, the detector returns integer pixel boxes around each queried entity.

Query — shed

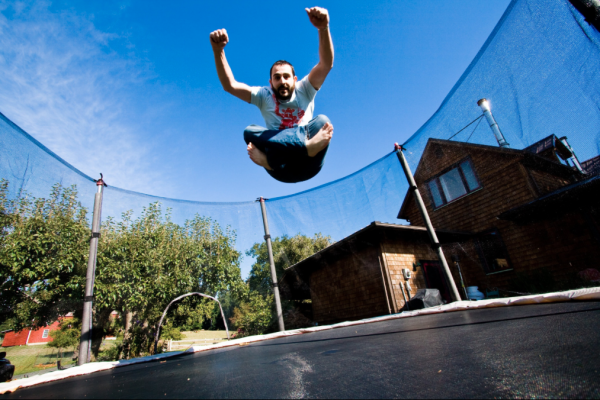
[280,222,469,325]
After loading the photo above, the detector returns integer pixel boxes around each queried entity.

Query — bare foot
[247,143,273,170]
[306,122,333,157]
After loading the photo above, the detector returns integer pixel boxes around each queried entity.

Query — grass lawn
[181,330,229,340]
[166,331,228,350]
[2,344,76,376]
[0,333,226,375]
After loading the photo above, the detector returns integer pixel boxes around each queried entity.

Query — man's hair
[270,60,295,79]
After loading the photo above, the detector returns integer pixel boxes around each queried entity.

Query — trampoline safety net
[1,0,599,335]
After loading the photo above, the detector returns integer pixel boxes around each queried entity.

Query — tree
[235,233,332,335]
[0,180,89,330]
[48,318,81,360]
[246,233,331,296]
[0,180,244,359]
[94,202,245,357]
[230,291,274,337]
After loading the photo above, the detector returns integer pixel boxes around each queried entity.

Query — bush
[48,318,81,359]
[230,293,274,338]
[97,343,121,362]
[160,322,183,341]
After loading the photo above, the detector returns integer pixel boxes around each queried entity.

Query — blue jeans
[244,115,331,183]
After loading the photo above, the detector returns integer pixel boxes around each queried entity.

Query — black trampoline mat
[6,301,600,399]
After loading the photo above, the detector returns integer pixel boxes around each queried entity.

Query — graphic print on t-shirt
[250,76,318,131]
[273,94,306,129]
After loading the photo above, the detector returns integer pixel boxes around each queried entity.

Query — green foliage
[0,178,328,356]
[0,319,12,338]
[231,233,332,336]
[0,179,244,359]
[97,343,122,362]
[48,318,81,358]
[209,291,236,330]
[0,180,89,330]
[160,321,183,341]
[246,233,331,296]
[230,292,274,338]
[95,202,244,357]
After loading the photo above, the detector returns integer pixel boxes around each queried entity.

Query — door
[420,260,452,303]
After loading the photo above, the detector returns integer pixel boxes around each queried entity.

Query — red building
[2,315,73,347]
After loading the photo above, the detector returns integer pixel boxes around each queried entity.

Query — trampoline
[5,301,600,399]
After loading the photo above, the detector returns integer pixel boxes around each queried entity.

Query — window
[426,159,481,208]
[42,329,50,339]
[476,229,512,274]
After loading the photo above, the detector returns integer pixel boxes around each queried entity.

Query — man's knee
[312,115,331,129]
[244,125,266,143]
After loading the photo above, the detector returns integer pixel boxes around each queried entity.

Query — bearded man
[210,7,334,183]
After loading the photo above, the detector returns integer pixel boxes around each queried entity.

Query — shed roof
[280,221,470,300]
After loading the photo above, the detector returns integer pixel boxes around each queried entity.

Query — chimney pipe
[477,98,510,148]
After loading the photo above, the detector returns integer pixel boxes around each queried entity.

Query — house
[398,136,600,293]
[2,315,74,347]
[280,135,600,325]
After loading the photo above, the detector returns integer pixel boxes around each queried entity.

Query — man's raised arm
[210,29,252,103]
[306,7,334,90]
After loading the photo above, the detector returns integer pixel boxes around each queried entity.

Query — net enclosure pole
[258,197,285,331]
[78,175,106,365]
[394,144,462,302]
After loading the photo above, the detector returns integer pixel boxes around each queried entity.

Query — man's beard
[272,82,295,102]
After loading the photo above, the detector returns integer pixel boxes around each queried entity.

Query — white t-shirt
[250,76,318,130]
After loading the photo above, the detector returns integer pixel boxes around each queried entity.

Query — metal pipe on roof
[558,136,586,174]
[477,99,510,148]
[394,144,462,302]
[569,0,600,31]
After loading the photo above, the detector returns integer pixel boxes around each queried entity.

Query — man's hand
[305,7,329,30]
[307,6,333,90]
[210,29,229,51]
[210,28,252,103]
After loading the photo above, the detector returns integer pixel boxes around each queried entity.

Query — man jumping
[210,7,334,183]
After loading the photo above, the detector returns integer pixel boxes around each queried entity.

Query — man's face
[270,65,297,101]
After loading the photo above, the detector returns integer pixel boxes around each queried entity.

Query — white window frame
[426,158,482,209]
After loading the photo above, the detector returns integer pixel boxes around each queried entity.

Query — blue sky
[0,0,512,203]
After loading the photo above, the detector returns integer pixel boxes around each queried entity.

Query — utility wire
[448,114,484,141]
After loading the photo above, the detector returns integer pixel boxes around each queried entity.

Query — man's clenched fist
[305,7,329,30]
[210,29,229,50]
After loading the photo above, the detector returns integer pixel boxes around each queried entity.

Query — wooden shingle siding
[529,169,572,196]
[310,246,389,325]
[381,240,437,309]
[402,139,600,294]
[407,145,538,232]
